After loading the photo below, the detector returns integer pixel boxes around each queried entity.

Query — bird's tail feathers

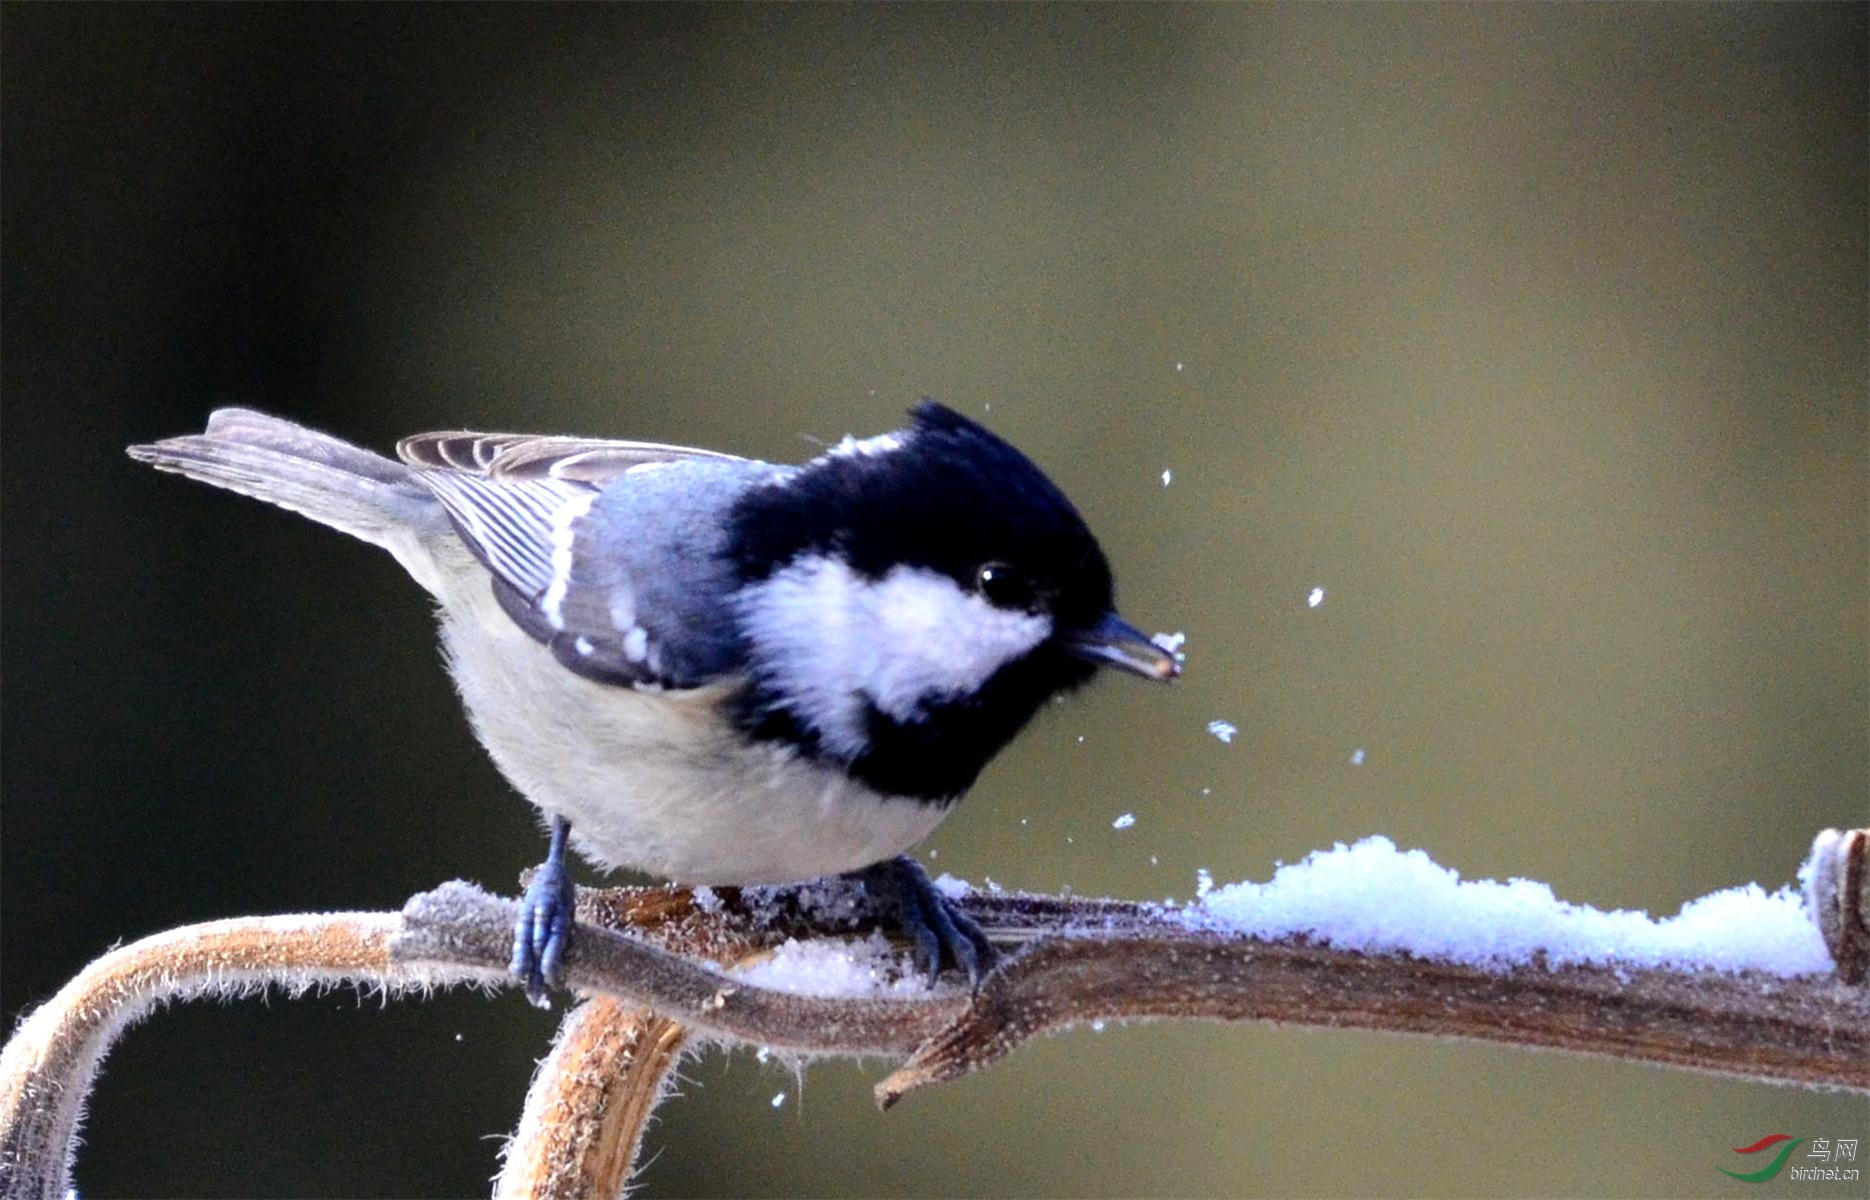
[128,409,448,590]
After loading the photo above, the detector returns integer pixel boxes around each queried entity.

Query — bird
[128,401,1180,999]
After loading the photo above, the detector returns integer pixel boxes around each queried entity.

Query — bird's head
[728,401,1178,800]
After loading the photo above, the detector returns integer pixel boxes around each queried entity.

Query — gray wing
[400,431,768,689]
[398,431,741,481]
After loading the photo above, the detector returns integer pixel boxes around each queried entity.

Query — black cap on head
[731,401,1115,629]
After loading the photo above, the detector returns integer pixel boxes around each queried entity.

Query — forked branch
[2,830,1864,1200]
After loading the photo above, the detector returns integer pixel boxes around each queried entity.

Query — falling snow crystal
[1307,586,1326,608]
[1207,719,1238,744]
[1112,813,1137,830]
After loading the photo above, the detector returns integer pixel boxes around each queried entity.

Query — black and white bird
[129,402,1179,997]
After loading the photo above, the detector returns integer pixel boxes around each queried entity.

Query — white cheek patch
[736,556,1052,760]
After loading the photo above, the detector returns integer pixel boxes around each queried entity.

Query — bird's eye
[975,562,1038,611]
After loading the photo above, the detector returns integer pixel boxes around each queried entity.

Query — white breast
[434,576,950,885]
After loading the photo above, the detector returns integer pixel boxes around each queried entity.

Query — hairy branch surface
[2,829,1864,1200]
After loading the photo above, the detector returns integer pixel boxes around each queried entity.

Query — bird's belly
[439,606,951,885]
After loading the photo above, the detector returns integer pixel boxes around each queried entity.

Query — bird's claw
[860,855,998,990]
[511,851,576,1007]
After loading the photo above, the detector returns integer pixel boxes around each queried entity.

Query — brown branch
[0,912,476,1200]
[2,830,1864,1200]
[493,999,690,1200]
[390,883,966,1058]
[875,926,1870,1108]
[1807,827,1869,985]
[494,889,767,1200]
[390,874,1870,1112]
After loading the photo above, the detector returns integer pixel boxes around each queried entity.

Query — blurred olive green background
[3,4,1864,1197]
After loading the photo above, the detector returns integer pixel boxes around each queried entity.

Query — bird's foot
[512,817,576,1006]
[859,855,998,990]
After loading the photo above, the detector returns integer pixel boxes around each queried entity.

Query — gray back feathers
[130,409,779,691]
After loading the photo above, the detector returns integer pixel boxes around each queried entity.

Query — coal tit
[129,402,1179,997]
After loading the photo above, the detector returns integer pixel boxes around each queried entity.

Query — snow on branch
[2,830,1865,1200]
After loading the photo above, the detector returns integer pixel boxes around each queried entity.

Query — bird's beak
[1067,612,1182,681]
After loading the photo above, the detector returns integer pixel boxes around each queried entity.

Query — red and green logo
[1721,1135,1805,1182]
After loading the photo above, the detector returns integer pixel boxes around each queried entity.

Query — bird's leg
[858,855,998,989]
[511,815,576,1006]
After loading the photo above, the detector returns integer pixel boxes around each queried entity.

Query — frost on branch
[2,830,1865,1200]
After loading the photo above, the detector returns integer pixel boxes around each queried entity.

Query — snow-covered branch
[3,830,1864,1200]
